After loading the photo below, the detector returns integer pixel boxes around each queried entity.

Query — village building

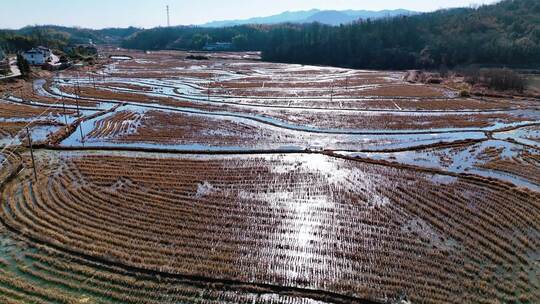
[22,46,52,65]
[203,42,233,51]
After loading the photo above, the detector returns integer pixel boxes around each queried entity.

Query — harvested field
[0,223,325,304]
[1,49,539,304]
[0,121,64,146]
[0,99,77,146]
[343,139,540,189]
[479,149,540,184]
[494,125,540,147]
[41,83,539,132]
[2,151,540,304]
[0,99,75,120]
[248,110,537,131]
[58,105,496,151]
[84,109,296,147]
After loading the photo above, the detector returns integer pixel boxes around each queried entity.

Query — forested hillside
[1,0,538,70]
[121,25,270,51]
[121,0,540,69]
[262,0,540,69]
[0,26,138,53]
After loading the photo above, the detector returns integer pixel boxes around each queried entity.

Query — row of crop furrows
[71,63,523,111]
[1,153,539,303]
[85,109,282,145]
[0,101,76,120]
[77,103,525,142]
[0,122,42,140]
[11,79,95,109]
[86,110,143,140]
[479,150,540,185]
[0,156,524,302]
[0,225,322,304]
[0,151,21,184]
[94,54,450,100]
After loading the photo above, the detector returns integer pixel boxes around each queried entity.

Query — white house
[203,42,233,51]
[22,46,52,65]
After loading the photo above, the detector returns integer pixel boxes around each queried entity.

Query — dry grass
[480,150,540,184]
[1,152,539,303]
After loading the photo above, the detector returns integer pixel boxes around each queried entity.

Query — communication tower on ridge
[166,5,170,27]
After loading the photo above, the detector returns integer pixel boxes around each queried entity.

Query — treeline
[463,68,528,92]
[262,0,540,69]
[0,28,70,53]
[2,0,539,70]
[121,0,540,69]
[121,25,271,51]
[0,26,139,53]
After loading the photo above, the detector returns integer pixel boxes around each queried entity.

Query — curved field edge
[2,154,539,302]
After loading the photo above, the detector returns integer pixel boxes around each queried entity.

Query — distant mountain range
[201,9,417,27]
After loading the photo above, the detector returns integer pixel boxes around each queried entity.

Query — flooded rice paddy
[0,49,538,304]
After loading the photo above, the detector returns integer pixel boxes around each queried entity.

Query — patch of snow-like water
[338,140,540,191]
[110,55,133,60]
[401,218,458,250]
[196,181,215,198]
[58,103,490,151]
[250,153,399,284]
[0,125,62,147]
[493,125,540,148]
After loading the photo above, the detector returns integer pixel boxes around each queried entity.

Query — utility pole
[72,82,81,116]
[330,82,334,103]
[26,127,37,181]
[79,123,85,144]
[76,73,81,95]
[166,5,170,27]
[75,73,81,116]
[61,93,68,125]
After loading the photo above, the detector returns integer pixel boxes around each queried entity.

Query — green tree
[232,34,248,50]
[16,54,30,78]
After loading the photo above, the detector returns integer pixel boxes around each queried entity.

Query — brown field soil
[56,85,535,131]
[0,121,62,140]
[32,80,99,108]
[82,109,472,151]
[69,86,228,112]
[479,150,540,184]
[81,104,533,137]
[102,82,154,92]
[86,109,296,146]
[1,151,538,303]
[0,221,313,304]
[2,49,539,304]
[0,100,75,119]
[253,110,533,130]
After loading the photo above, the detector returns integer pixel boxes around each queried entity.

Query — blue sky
[0,0,499,29]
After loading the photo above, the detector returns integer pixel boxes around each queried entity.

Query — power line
[0,81,78,168]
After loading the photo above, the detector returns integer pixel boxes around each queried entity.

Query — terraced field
[0,49,539,304]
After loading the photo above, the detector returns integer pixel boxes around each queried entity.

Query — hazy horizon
[1,0,499,30]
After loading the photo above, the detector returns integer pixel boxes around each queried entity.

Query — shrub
[186,55,209,60]
[16,54,30,78]
[464,68,527,92]
[459,90,471,97]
